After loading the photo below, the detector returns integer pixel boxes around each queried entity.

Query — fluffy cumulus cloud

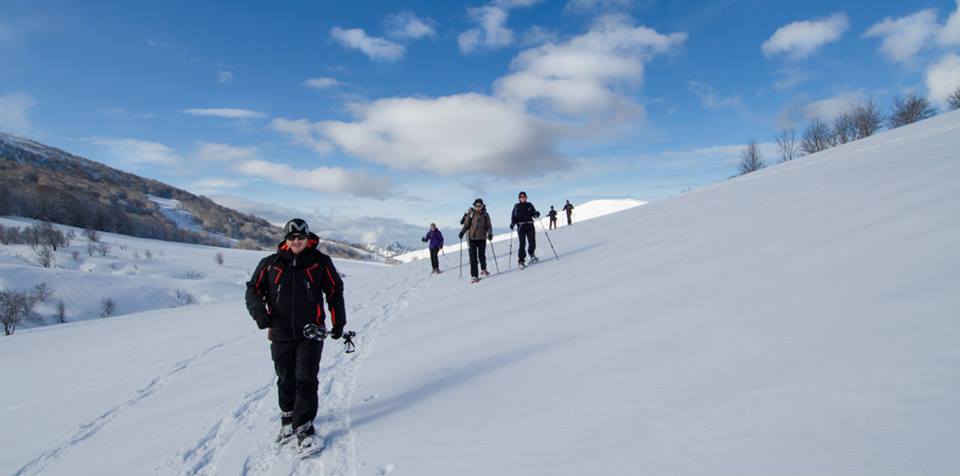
[494,15,686,118]
[762,13,848,60]
[317,93,565,175]
[864,9,938,65]
[330,27,405,61]
[91,138,181,166]
[234,160,393,199]
[270,118,332,154]
[941,0,960,46]
[687,80,741,109]
[182,108,266,119]
[386,12,436,40]
[926,54,960,106]
[0,91,36,134]
[196,143,257,162]
[459,5,515,53]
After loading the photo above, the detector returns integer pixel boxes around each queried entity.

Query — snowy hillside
[1,111,959,475]
[393,198,645,263]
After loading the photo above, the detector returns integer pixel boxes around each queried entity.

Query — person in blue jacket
[421,223,445,275]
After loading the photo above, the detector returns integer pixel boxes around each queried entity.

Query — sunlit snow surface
[2,112,959,475]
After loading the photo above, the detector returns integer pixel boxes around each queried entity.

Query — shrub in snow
[33,244,55,268]
[175,289,198,306]
[100,298,116,317]
[737,140,765,176]
[215,252,224,266]
[775,126,800,162]
[889,93,936,128]
[949,87,960,111]
[0,285,48,335]
[83,227,100,242]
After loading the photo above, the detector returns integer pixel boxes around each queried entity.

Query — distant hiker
[562,200,574,225]
[459,198,493,283]
[547,206,558,230]
[245,218,345,454]
[421,223,444,275]
[510,191,541,268]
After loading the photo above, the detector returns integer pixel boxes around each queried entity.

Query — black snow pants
[272,339,324,431]
[429,247,440,271]
[517,223,536,262]
[468,239,487,278]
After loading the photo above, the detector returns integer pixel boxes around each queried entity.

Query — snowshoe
[276,424,294,444]
[470,277,480,283]
[480,270,490,277]
[296,434,325,459]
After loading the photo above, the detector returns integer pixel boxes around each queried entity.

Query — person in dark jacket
[510,191,540,267]
[245,218,345,452]
[547,206,558,230]
[421,223,445,275]
[562,200,574,225]
[459,198,493,283]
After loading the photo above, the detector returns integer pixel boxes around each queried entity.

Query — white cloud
[386,12,436,40]
[318,93,565,175]
[926,54,960,106]
[459,5,515,53]
[773,69,815,91]
[802,91,863,120]
[941,0,960,46]
[330,27,405,61]
[91,138,181,166]
[234,159,393,199]
[270,118,332,154]
[0,92,36,134]
[494,15,686,118]
[864,9,938,65]
[194,178,246,189]
[687,80,741,109]
[687,142,778,163]
[565,0,633,13]
[303,77,340,90]
[520,26,559,47]
[217,71,234,83]
[182,108,267,119]
[196,143,257,162]
[762,13,848,60]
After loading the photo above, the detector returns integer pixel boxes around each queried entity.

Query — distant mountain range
[0,130,385,261]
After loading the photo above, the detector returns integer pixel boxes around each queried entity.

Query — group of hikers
[421,191,574,283]
[244,195,573,456]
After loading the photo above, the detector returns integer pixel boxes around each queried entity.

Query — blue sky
[2,0,960,240]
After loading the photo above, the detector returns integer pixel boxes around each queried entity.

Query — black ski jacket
[245,233,345,341]
[511,202,540,227]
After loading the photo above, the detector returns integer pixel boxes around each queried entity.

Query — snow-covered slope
[1,111,959,475]
[393,198,645,263]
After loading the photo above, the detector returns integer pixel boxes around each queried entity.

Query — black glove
[487,233,493,241]
[330,327,344,340]
[509,223,515,230]
[421,237,428,242]
[534,212,541,218]
[458,231,465,239]
[254,313,272,330]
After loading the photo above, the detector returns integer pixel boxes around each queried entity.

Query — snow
[2,111,960,475]
[392,198,645,263]
[147,195,206,235]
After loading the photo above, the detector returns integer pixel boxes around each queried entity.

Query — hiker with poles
[562,200,574,225]
[459,198,493,283]
[547,206,558,230]
[510,191,541,269]
[421,223,444,275]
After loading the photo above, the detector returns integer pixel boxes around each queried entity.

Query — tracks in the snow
[13,334,249,476]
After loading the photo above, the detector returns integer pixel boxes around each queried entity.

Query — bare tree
[57,300,66,323]
[100,298,116,317]
[96,243,111,257]
[144,249,153,260]
[1,289,41,335]
[801,118,833,155]
[889,93,936,128]
[34,283,52,303]
[775,126,800,162]
[83,227,100,242]
[850,99,884,139]
[34,244,55,268]
[215,252,225,267]
[737,140,765,176]
[949,86,960,111]
[832,113,855,145]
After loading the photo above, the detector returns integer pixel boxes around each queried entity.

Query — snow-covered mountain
[1,111,958,475]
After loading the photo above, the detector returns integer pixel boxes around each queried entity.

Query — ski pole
[489,238,500,274]
[508,228,513,269]
[538,218,560,261]
[459,237,463,279]
[303,324,357,353]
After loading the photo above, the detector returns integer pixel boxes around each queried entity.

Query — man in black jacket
[245,218,345,452]
[510,191,540,267]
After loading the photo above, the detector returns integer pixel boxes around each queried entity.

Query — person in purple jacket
[421,223,445,275]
